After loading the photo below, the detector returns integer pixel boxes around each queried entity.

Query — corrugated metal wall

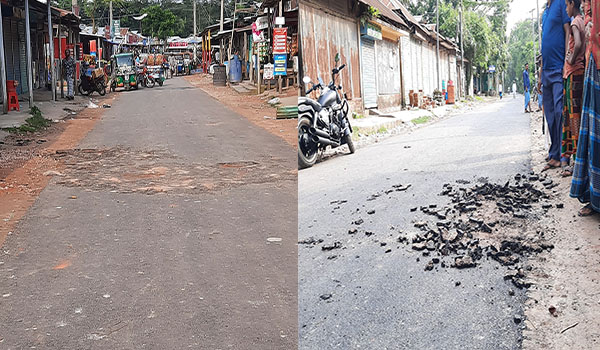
[376,38,400,95]
[299,2,361,100]
[401,34,460,102]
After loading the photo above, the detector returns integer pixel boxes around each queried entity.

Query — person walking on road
[499,82,503,99]
[62,49,75,100]
[512,81,517,98]
[570,0,600,216]
[541,0,571,171]
[561,0,586,177]
[524,63,532,112]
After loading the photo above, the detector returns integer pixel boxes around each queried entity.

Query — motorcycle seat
[298,97,322,112]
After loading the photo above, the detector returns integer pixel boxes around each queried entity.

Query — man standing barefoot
[541,0,571,170]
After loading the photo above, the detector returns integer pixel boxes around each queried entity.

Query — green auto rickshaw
[110,53,138,91]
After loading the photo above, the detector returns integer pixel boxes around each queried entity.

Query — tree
[507,19,537,93]
[141,5,184,40]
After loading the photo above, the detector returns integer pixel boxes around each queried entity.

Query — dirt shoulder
[0,95,115,247]
[184,74,297,148]
[522,110,600,349]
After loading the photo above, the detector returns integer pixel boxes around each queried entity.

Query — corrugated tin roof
[359,0,407,28]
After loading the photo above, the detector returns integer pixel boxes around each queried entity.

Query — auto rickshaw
[110,53,138,91]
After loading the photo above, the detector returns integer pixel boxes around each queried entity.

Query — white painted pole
[48,0,56,101]
[0,9,8,113]
[25,0,34,107]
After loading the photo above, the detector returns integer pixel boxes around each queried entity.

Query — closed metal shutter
[361,37,377,109]
[3,20,16,88]
[18,20,28,95]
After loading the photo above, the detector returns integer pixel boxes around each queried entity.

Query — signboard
[488,65,496,73]
[255,16,268,30]
[272,27,287,55]
[274,54,287,76]
[360,22,382,41]
[275,16,285,26]
[252,21,265,43]
[111,20,120,37]
[263,63,274,80]
[169,42,188,48]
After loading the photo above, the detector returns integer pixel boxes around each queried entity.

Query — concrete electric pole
[460,0,465,98]
[436,0,440,90]
[193,0,197,63]
[109,1,113,39]
[220,0,224,64]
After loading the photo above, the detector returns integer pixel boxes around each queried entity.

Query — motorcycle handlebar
[339,64,346,71]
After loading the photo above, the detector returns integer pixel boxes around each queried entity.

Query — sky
[506,0,545,36]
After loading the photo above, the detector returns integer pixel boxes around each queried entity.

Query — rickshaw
[110,53,138,91]
[146,53,166,86]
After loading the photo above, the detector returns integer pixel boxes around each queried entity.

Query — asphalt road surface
[0,77,297,349]
[299,96,532,349]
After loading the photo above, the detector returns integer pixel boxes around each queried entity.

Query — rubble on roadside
[299,172,559,291]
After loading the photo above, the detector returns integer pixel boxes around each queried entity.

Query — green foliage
[360,6,381,25]
[142,5,184,40]
[507,19,538,93]
[74,0,238,38]
[406,0,512,93]
[3,106,51,134]
[411,116,431,125]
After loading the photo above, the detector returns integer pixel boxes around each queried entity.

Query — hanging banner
[272,27,287,55]
[274,54,287,76]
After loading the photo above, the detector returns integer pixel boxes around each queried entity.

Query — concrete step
[231,84,251,94]
[239,81,258,94]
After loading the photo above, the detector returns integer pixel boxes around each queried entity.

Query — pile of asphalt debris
[299,171,559,290]
[405,172,558,289]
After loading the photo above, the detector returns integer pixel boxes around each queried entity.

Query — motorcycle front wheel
[298,116,318,169]
[146,77,155,88]
[97,83,106,96]
[344,133,355,154]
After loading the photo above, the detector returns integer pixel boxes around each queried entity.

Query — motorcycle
[298,55,354,169]
[78,66,106,96]
[137,66,156,88]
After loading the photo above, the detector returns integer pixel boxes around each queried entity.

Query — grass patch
[474,95,483,102]
[2,106,52,134]
[411,116,431,125]
[377,125,388,133]
[353,113,366,119]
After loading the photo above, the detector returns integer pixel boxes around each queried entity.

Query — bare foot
[578,204,595,217]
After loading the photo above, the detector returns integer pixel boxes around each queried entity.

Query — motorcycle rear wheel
[298,116,318,169]
[78,83,91,96]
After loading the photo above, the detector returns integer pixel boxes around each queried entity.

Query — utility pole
[530,8,535,65]
[48,0,56,101]
[0,2,7,113]
[25,0,34,107]
[220,0,224,64]
[193,0,197,64]
[109,1,113,39]
[460,0,465,98]
[536,0,541,54]
[436,0,440,90]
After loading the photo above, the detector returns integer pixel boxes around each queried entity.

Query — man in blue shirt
[523,63,531,113]
[541,0,571,170]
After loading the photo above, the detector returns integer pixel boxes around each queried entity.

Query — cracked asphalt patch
[53,146,296,194]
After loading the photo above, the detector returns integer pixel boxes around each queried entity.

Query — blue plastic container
[229,54,242,83]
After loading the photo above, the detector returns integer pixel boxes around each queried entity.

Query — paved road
[0,77,297,349]
[299,96,531,349]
